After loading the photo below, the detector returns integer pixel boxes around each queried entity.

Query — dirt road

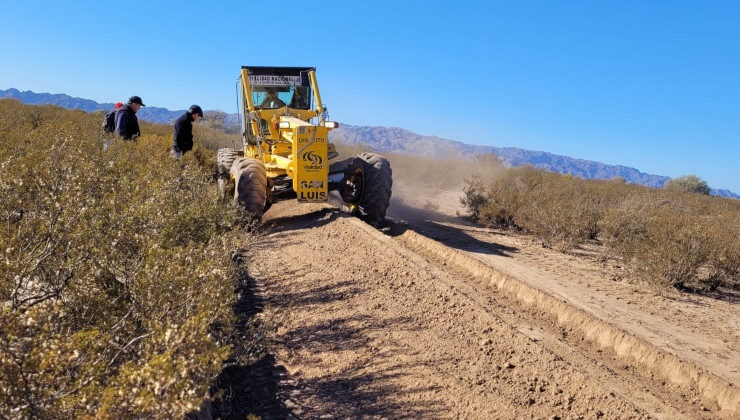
[235,189,739,419]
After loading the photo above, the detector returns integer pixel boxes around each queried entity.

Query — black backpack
[103,110,117,133]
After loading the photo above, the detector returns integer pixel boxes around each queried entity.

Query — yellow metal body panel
[284,118,329,202]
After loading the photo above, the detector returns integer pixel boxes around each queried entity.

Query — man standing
[170,105,203,159]
[116,96,145,140]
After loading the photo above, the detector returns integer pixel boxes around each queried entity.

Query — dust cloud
[386,152,505,224]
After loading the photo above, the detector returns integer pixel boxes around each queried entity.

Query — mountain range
[0,88,184,124]
[328,125,739,199]
[2,88,737,199]
[330,125,671,186]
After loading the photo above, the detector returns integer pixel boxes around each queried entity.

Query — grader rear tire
[230,157,268,218]
[353,152,393,227]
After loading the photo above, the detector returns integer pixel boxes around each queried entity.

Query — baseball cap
[189,105,203,117]
[128,96,146,106]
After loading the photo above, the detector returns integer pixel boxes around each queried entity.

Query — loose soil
[227,183,738,419]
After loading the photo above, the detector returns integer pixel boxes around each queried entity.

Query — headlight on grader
[277,121,291,129]
[324,121,340,129]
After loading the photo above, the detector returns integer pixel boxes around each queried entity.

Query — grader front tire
[217,148,243,174]
[217,148,243,199]
[230,157,268,218]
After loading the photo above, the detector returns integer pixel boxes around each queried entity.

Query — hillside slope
[0,88,184,124]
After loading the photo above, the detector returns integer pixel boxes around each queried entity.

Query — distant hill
[3,88,737,199]
[328,125,740,199]
[0,88,184,124]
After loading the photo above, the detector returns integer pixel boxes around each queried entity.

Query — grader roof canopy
[241,66,315,75]
[242,66,315,87]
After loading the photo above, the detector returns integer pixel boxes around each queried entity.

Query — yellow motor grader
[217,66,392,226]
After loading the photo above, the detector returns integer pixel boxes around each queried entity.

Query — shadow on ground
[206,247,449,418]
[207,254,297,419]
[268,279,450,418]
[260,207,341,234]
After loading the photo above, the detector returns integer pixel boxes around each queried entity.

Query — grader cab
[217,66,392,226]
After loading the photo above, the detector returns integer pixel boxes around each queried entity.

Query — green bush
[663,174,711,195]
[460,172,489,221]
[0,100,256,418]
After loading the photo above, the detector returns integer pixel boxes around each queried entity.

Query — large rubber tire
[230,157,268,218]
[217,148,243,199]
[217,148,243,175]
[354,152,393,226]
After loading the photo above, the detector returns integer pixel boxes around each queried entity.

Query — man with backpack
[102,102,122,133]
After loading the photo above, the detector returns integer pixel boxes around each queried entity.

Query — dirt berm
[237,188,739,419]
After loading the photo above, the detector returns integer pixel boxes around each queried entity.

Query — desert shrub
[0,101,255,418]
[461,167,529,228]
[630,203,710,289]
[663,174,711,195]
[194,120,241,151]
[598,191,735,290]
[460,172,490,221]
[511,172,588,249]
[704,213,740,289]
[468,166,608,249]
[422,200,440,211]
[463,160,739,292]
[460,167,537,228]
[597,191,654,263]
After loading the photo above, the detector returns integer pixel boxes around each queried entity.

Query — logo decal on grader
[302,151,322,165]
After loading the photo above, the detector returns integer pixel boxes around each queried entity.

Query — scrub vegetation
[0,100,260,418]
[2,98,736,417]
[461,165,740,292]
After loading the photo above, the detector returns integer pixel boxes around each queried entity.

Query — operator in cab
[260,87,285,108]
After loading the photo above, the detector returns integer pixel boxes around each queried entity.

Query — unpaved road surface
[238,188,739,419]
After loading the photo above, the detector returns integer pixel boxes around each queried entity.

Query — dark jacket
[172,111,195,153]
[115,104,140,140]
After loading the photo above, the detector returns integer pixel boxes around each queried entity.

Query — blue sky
[1,1,738,193]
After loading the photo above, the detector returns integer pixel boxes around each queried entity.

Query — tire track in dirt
[389,191,739,416]
[391,222,739,418]
[237,200,737,419]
